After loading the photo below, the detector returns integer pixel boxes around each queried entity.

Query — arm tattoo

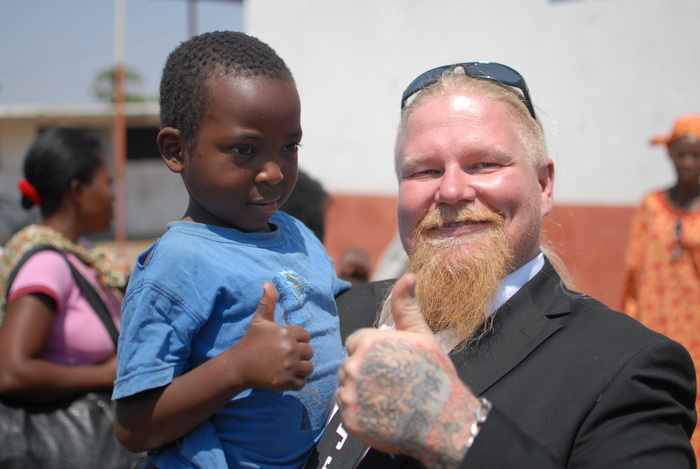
[354,338,477,468]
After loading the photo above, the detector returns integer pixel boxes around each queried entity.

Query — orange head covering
[651,114,700,146]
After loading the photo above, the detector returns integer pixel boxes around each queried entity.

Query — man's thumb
[253,282,278,322]
[391,273,432,335]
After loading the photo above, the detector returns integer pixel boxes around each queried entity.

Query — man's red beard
[381,204,514,350]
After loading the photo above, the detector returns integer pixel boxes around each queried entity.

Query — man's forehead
[405,93,516,132]
[450,95,480,113]
[403,96,521,146]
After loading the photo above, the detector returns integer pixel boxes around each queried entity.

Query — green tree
[91,66,148,103]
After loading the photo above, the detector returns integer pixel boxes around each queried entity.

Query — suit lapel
[450,259,571,396]
[336,279,393,342]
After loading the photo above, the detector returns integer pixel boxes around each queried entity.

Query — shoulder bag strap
[6,244,119,348]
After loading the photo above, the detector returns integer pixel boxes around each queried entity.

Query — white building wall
[0,121,36,177]
[245,0,700,205]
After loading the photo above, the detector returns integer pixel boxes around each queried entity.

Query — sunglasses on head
[400,61,537,120]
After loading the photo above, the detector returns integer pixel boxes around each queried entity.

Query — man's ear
[157,127,186,174]
[538,158,555,218]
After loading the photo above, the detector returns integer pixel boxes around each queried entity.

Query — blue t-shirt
[114,213,350,468]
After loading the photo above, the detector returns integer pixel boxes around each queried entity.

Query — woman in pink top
[0,127,130,403]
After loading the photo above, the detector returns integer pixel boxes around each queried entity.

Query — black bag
[0,245,145,469]
[0,392,144,469]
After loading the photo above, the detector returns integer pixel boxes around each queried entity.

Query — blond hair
[395,70,548,174]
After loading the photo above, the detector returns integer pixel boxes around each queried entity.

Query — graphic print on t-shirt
[272,270,310,324]
[272,270,328,430]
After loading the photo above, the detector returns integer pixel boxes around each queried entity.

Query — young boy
[113,31,350,468]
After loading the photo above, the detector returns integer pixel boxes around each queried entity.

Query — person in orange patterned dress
[623,114,700,459]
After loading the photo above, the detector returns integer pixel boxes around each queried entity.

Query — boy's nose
[257,160,284,184]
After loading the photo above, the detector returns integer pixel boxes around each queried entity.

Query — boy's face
[178,75,302,232]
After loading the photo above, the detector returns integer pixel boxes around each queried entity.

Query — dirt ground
[95,239,155,268]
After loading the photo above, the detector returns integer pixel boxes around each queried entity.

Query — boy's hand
[233,282,314,392]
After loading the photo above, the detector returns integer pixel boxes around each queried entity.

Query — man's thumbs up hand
[337,274,478,468]
[390,273,433,335]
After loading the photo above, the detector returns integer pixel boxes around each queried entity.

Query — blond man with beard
[311,64,696,469]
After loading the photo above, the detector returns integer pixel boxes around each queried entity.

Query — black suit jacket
[332,259,696,468]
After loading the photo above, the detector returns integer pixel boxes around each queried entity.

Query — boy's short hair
[159,30,294,147]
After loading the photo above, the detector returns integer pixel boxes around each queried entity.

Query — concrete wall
[124,160,188,238]
[0,121,38,190]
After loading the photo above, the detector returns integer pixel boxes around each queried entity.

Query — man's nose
[256,159,284,185]
[436,167,476,205]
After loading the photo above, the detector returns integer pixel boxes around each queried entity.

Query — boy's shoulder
[135,223,228,273]
[126,223,241,298]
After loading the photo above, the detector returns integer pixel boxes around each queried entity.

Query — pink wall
[324,194,398,274]
[543,205,636,311]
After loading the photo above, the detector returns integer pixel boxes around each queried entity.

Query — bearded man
[311,64,696,469]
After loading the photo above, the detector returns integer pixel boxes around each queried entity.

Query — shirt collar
[489,252,545,316]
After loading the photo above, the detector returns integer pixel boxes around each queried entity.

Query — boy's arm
[115,283,314,452]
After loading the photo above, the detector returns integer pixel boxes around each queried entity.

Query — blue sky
[0,0,243,105]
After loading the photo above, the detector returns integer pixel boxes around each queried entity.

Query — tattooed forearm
[353,338,477,468]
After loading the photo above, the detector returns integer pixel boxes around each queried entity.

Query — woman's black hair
[22,127,105,218]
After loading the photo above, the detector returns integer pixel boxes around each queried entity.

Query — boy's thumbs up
[252,282,278,323]
[237,282,313,392]
[391,273,432,335]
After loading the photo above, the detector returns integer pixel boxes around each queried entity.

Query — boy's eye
[284,142,300,152]
[231,146,255,156]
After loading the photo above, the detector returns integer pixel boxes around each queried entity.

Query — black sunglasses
[400,62,537,120]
